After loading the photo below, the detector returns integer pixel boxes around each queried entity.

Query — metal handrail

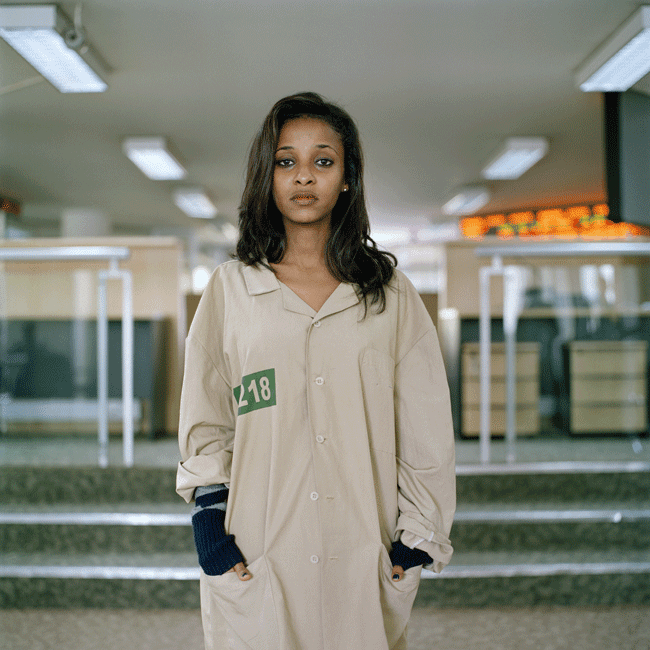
[476,241,650,258]
[0,246,134,467]
[0,246,130,262]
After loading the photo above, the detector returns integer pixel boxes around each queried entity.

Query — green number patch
[233,368,276,415]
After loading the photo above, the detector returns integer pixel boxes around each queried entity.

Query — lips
[291,193,318,205]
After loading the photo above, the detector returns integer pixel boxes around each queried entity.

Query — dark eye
[275,158,294,168]
[316,158,334,167]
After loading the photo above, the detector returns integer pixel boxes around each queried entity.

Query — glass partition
[0,263,147,440]
[450,242,650,467]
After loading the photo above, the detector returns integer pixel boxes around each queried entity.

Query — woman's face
[272,117,348,228]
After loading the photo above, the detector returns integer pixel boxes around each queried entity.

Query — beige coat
[177,260,455,650]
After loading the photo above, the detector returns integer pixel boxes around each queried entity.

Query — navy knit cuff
[192,507,245,576]
[195,488,228,509]
[389,539,432,571]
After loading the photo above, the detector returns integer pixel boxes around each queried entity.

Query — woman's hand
[391,565,405,582]
[227,560,406,582]
[227,561,252,581]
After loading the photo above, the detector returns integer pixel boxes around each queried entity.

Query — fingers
[226,561,252,581]
[391,565,405,582]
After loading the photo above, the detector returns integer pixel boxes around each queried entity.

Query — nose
[294,163,314,185]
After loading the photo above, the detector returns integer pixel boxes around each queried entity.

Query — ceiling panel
[0,0,645,235]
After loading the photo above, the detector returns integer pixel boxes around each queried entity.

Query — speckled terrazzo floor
[1,605,649,650]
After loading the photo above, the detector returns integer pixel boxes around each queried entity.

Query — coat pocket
[378,545,421,649]
[203,555,279,650]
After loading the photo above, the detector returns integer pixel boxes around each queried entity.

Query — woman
[177,92,455,650]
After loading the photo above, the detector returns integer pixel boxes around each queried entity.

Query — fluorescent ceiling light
[173,188,218,219]
[0,5,107,93]
[442,186,491,216]
[123,137,186,181]
[481,137,549,180]
[576,6,650,92]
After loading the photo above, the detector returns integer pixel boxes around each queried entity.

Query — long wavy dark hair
[236,91,397,314]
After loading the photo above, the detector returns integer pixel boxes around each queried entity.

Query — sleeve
[191,485,245,574]
[176,270,236,503]
[393,276,456,573]
[389,539,433,570]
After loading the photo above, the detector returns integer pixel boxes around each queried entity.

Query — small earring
[343,187,348,192]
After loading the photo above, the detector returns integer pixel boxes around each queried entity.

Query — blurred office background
[0,1,649,648]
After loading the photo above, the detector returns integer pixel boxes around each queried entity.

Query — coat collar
[242,263,281,296]
[317,282,361,319]
[278,278,361,319]
[242,262,360,318]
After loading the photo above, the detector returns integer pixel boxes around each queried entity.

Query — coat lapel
[316,282,361,319]
[242,262,361,319]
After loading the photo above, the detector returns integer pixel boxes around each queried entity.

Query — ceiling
[1,0,649,242]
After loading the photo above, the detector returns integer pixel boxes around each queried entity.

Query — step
[0,551,199,577]
[452,504,650,552]
[4,549,647,579]
[2,504,648,554]
[417,549,650,607]
[3,466,649,505]
[0,466,178,505]
[436,548,650,573]
[0,504,192,554]
[1,467,648,608]
[0,552,200,609]
[5,501,649,523]
[455,467,650,504]
[1,549,648,609]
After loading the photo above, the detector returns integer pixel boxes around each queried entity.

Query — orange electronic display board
[460,204,649,241]
[0,196,20,216]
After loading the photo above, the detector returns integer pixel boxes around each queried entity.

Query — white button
[316,435,325,443]
[310,555,319,564]
[310,491,319,501]
[313,320,321,328]
[315,377,324,385]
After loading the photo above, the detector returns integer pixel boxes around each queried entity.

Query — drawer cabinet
[568,341,648,435]
[461,342,540,437]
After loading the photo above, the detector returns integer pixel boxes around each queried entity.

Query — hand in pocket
[227,561,252,581]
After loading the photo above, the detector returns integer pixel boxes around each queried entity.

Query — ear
[342,184,349,193]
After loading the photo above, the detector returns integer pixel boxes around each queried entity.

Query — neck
[282,221,330,269]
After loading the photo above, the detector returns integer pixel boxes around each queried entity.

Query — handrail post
[0,263,8,436]
[121,268,134,467]
[503,266,519,463]
[479,256,505,464]
[479,256,523,464]
[97,262,135,468]
[97,271,109,468]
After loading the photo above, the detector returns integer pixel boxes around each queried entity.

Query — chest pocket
[360,348,396,455]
